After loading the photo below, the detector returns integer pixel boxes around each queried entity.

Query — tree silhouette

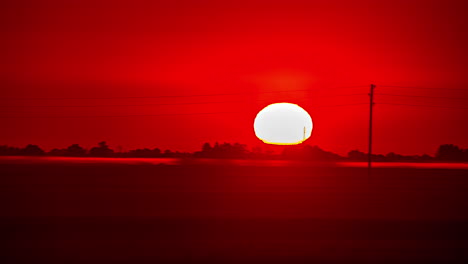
[89,141,114,157]
[48,148,66,156]
[20,144,45,156]
[0,145,21,156]
[436,144,465,161]
[196,142,249,158]
[65,144,86,157]
[348,150,367,161]
[128,148,162,158]
[163,149,174,157]
[153,148,161,157]
[202,142,212,153]
[385,152,402,161]
[1,141,467,162]
[283,145,342,161]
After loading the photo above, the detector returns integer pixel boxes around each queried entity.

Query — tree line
[0,142,467,162]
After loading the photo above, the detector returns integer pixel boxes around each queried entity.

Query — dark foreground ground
[1,160,468,263]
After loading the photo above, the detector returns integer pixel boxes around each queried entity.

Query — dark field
[1,159,468,263]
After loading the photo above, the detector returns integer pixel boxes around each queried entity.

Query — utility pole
[368,84,376,178]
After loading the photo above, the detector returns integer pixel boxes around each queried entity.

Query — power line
[379,85,467,91]
[0,93,367,108]
[379,103,468,110]
[0,90,298,101]
[376,93,468,100]
[313,103,368,108]
[0,111,242,119]
[318,85,368,90]
[312,93,367,98]
[0,86,369,101]
[0,102,368,118]
[0,88,316,101]
[2,85,465,102]
[0,100,243,108]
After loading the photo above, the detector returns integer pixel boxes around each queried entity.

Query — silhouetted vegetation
[347,149,435,162]
[282,145,343,161]
[0,145,21,156]
[20,144,45,156]
[436,144,468,161]
[194,142,249,159]
[49,144,87,157]
[1,142,467,162]
[127,148,162,158]
[89,141,114,157]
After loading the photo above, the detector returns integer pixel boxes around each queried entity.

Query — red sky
[1,0,467,155]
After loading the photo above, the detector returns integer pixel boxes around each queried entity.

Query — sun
[254,103,313,145]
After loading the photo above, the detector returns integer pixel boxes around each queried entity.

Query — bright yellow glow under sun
[254,103,313,145]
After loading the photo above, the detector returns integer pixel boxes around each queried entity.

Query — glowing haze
[254,103,313,145]
[1,0,467,155]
